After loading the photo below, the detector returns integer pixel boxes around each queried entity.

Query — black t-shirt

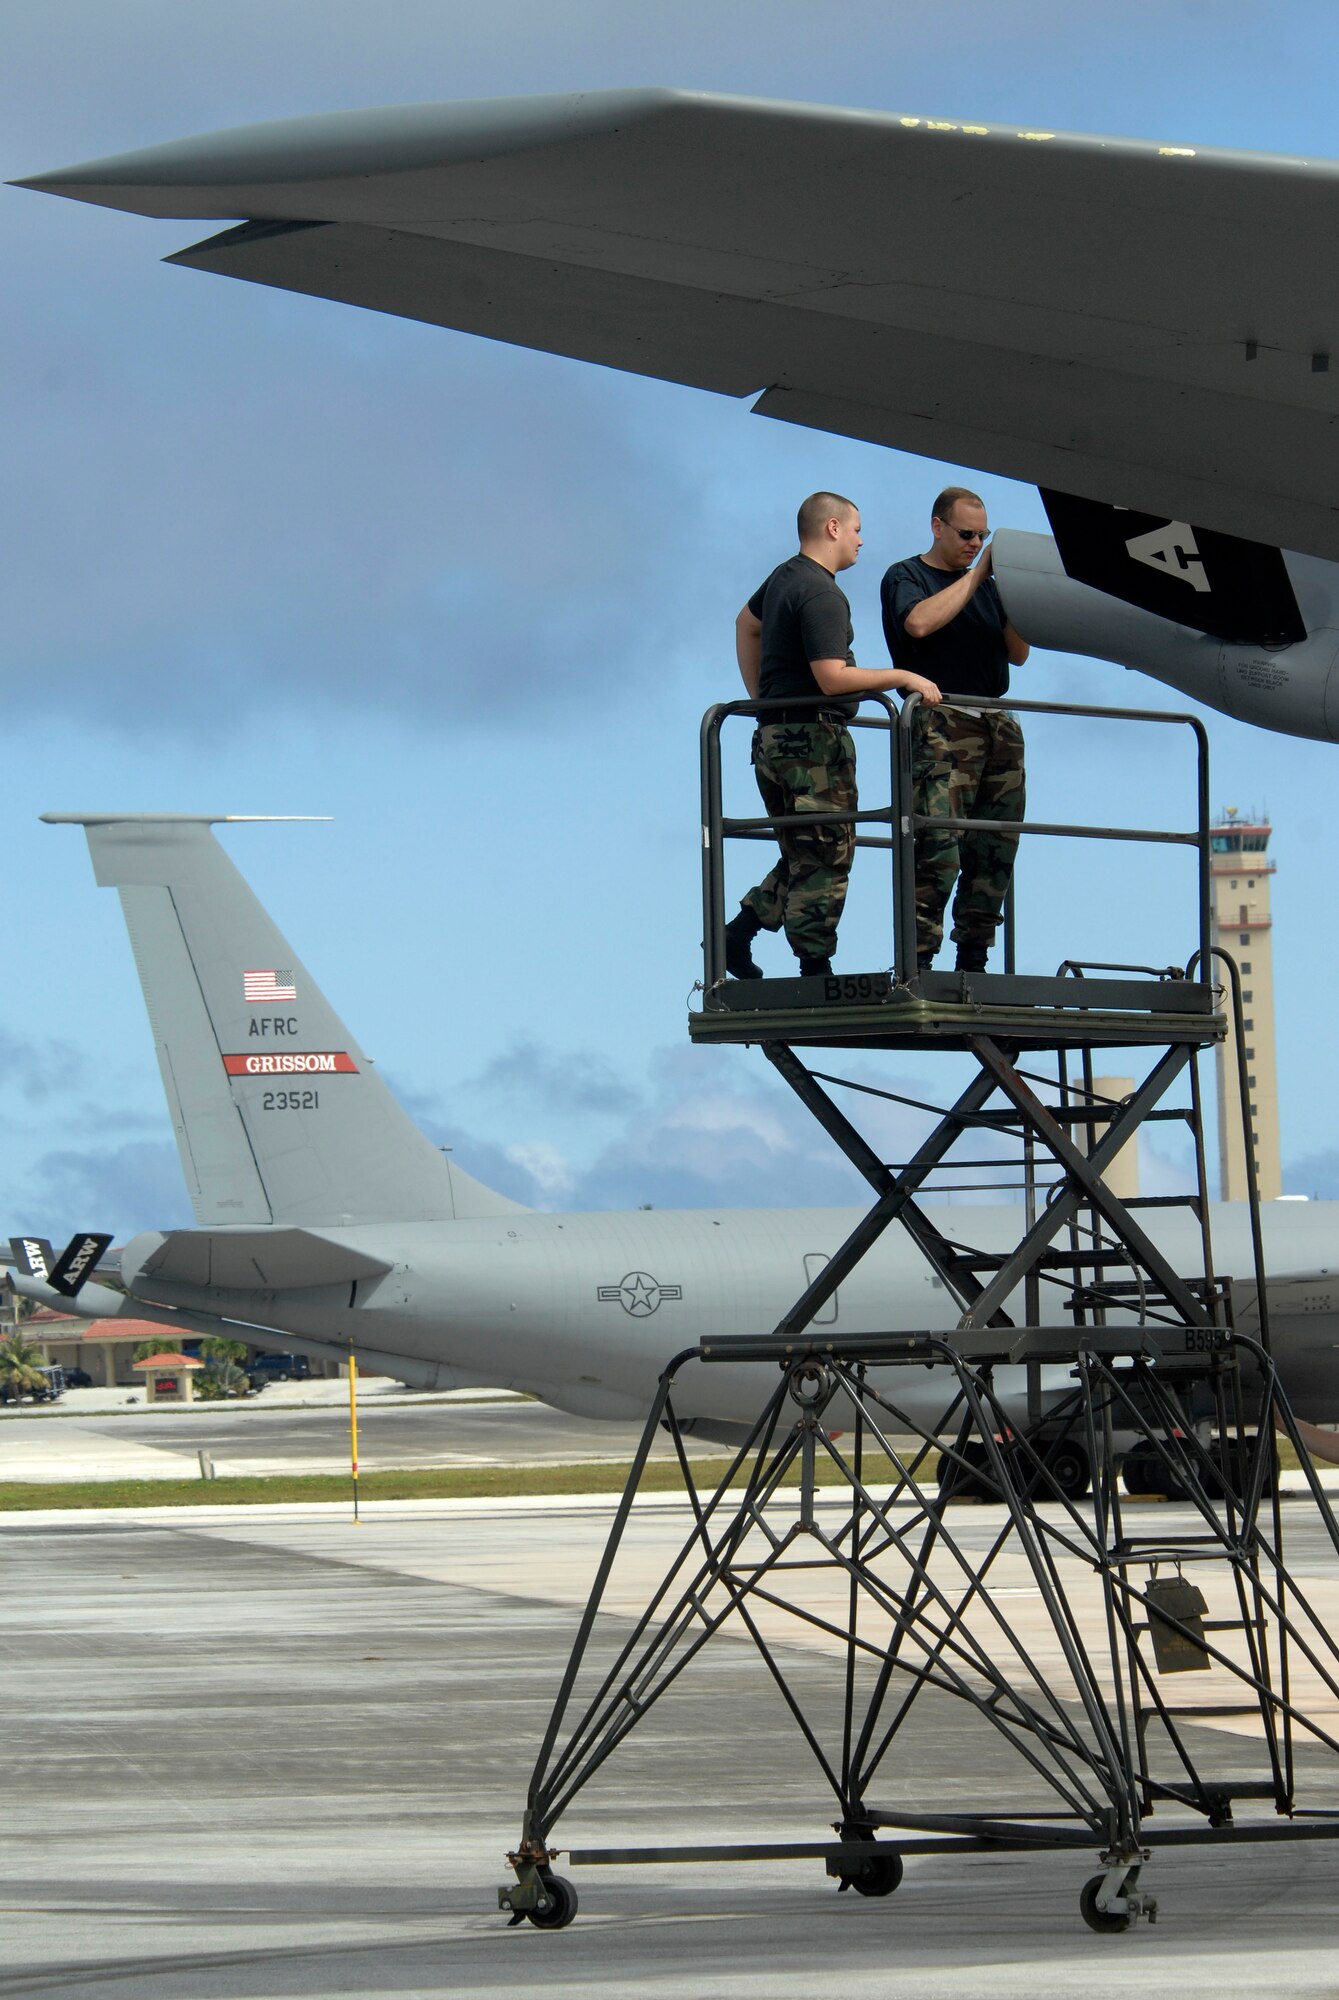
[881,555,1010,699]
[748,554,856,712]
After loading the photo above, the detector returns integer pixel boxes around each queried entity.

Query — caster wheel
[848,1849,904,1898]
[526,1873,578,1929]
[1079,1873,1131,1933]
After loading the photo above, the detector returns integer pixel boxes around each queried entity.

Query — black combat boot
[798,954,833,978]
[724,908,765,979]
[955,941,989,973]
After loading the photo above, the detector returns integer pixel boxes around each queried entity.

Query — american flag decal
[244,969,297,1003]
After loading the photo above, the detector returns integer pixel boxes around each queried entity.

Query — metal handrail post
[1190,715,1212,976]
[700,706,728,990]
[894,694,921,984]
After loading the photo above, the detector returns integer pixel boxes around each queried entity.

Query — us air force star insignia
[596,1271,684,1317]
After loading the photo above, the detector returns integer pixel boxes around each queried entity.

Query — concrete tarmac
[6,1492,1339,1999]
[0,1387,674,1482]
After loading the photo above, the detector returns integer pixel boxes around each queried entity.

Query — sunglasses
[940,522,987,542]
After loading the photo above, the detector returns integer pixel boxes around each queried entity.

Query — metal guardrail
[700,692,1212,992]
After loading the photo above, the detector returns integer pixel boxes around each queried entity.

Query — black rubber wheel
[1210,1442,1275,1503]
[1079,1873,1131,1934]
[527,1873,579,1930]
[1043,1442,1091,1502]
[847,1849,904,1898]
[1122,1452,1186,1501]
[937,1442,995,1502]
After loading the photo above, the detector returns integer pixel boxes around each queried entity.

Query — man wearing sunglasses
[881,486,1030,975]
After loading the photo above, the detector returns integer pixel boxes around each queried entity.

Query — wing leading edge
[16,88,1339,560]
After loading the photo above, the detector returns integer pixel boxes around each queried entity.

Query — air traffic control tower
[1209,809,1280,1201]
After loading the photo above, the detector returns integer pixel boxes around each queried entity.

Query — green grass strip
[0,1450,916,1512]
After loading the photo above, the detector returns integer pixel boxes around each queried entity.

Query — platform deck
[689,968,1223,1052]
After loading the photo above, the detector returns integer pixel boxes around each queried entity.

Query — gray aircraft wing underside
[16,88,1339,560]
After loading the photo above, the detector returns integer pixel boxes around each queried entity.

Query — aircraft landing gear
[1038,1438,1090,1502]
[936,1433,1091,1504]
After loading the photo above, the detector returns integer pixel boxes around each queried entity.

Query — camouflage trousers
[742,719,857,958]
[912,706,1025,956]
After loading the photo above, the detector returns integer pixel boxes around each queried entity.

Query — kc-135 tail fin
[44,814,522,1229]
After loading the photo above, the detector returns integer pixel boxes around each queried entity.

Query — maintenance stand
[501,695,1339,1936]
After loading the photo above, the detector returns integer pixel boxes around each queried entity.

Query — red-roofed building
[131,1350,204,1404]
[24,1310,205,1389]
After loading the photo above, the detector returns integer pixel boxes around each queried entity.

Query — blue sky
[4,0,1337,1239]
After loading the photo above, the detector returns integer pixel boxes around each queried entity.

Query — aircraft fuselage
[116,1200,1339,1430]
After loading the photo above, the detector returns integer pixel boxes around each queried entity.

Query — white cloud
[504,1138,575,1203]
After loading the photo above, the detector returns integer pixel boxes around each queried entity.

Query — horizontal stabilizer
[46,1232,114,1297]
[7,1271,129,1320]
[132,1227,392,1291]
[8,1236,55,1281]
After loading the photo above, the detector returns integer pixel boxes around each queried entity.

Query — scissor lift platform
[503,693,1333,1939]
[690,967,1224,1053]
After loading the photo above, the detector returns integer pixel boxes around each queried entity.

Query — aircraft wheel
[1121,1453,1184,1500]
[527,1873,579,1929]
[1044,1441,1090,1502]
[847,1849,904,1897]
[1079,1873,1131,1933]
[937,1442,994,1501]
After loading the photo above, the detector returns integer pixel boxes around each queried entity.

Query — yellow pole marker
[349,1341,361,1525]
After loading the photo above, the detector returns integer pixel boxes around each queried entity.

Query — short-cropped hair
[932,485,985,522]
[797,491,858,541]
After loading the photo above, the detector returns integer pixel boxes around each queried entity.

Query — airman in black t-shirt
[881,486,1030,976]
[725,493,941,980]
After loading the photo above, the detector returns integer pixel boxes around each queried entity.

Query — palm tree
[0,1331,52,1403]
[199,1336,249,1366]
[196,1359,250,1400]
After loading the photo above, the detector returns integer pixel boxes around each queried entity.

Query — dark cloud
[16,1139,193,1242]
[0,262,718,741]
[0,1030,89,1105]
[461,1039,641,1120]
[416,1041,1015,1212]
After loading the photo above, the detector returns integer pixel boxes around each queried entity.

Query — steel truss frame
[503,1028,1339,1934]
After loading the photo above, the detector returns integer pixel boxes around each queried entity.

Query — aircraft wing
[132,1227,393,1291]
[16,89,1339,560]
